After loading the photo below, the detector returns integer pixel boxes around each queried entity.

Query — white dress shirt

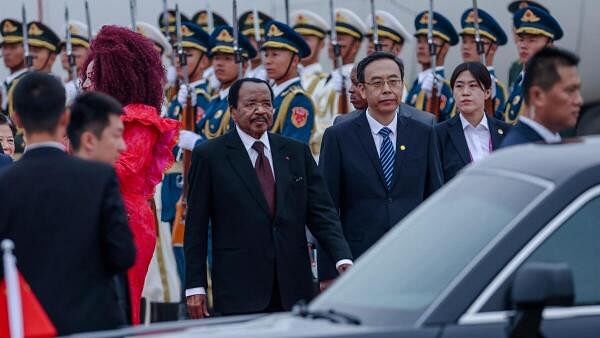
[185,126,351,297]
[459,113,492,162]
[366,108,398,156]
[272,76,301,98]
[519,116,562,143]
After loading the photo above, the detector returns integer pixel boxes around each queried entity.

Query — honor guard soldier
[1,19,27,115]
[238,10,272,81]
[262,20,315,144]
[506,1,550,88]
[406,11,458,122]
[165,22,212,128]
[459,8,509,120]
[364,10,412,102]
[158,10,191,101]
[504,6,563,124]
[291,10,329,96]
[192,10,229,93]
[191,25,256,144]
[312,8,365,155]
[60,21,90,105]
[26,22,61,73]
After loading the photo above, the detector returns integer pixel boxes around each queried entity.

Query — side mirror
[507,262,574,338]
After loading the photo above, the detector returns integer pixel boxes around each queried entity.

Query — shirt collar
[273,76,300,97]
[300,63,322,75]
[5,68,28,84]
[236,125,271,154]
[219,86,231,100]
[24,141,66,153]
[366,108,398,137]
[459,113,489,131]
[519,116,562,143]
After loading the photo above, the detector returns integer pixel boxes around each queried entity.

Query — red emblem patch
[291,107,309,128]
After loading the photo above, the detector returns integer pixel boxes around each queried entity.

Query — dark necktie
[252,141,276,217]
[378,127,395,190]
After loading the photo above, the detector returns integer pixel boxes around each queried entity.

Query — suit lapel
[488,118,505,150]
[391,115,409,190]
[448,115,471,164]
[353,112,388,189]
[269,134,291,220]
[225,130,271,216]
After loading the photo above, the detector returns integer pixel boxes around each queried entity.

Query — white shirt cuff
[185,287,206,297]
[335,259,353,269]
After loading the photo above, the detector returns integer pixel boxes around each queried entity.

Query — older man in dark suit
[318,52,443,288]
[184,78,352,318]
[0,72,135,335]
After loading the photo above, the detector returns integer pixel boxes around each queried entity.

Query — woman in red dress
[81,25,180,325]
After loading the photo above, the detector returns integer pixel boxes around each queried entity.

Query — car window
[481,194,600,311]
[312,173,547,326]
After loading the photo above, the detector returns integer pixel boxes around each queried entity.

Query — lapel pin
[285,156,290,160]
[498,129,504,135]
[400,145,406,151]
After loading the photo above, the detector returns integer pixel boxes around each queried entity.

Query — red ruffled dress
[115,104,180,325]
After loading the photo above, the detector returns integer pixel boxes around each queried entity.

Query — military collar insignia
[267,24,284,37]
[521,9,541,23]
[217,29,234,42]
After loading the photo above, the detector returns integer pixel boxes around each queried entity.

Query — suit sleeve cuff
[185,287,206,297]
[335,259,353,269]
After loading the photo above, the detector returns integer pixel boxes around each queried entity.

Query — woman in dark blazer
[435,62,511,182]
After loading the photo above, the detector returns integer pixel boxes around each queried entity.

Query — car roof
[466,136,600,184]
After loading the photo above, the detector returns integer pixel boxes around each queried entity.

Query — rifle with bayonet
[232,0,243,79]
[171,3,194,248]
[471,0,495,117]
[426,0,440,118]
[65,6,78,91]
[21,4,32,70]
[370,0,381,52]
[129,0,137,31]
[84,0,92,42]
[329,0,348,115]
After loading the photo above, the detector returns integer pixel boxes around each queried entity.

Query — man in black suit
[334,65,436,127]
[500,47,582,148]
[0,72,135,335]
[184,78,352,318]
[318,52,443,288]
[0,149,10,168]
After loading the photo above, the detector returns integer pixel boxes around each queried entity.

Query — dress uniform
[192,10,229,90]
[262,20,315,143]
[504,7,563,124]
[61,21,90,106]
[364,10,412,102]
[158,10,191,102]
[459,8,509,120]
[406,11,458,122]
[312,8,365,154]
[1,19,27,115]
[239,10,272,81]
[199,25,256,141]
[291,10,329,96]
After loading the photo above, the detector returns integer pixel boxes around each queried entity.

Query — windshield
[311,172,549,326]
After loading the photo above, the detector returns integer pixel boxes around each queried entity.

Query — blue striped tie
[378,127,395,190]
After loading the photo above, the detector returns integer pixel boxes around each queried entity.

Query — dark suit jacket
[0,147,135,335]
[318,111,443,280]
[333,104,436,126]
[0,153,11,168]
[435,115,511,181]
[184,129,352,314]
[499,121,545,148]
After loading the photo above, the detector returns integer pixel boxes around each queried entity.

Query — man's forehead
[240,82,271,96]
[364,59,401,77]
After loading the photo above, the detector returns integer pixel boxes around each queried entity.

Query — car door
[443,185,600,338]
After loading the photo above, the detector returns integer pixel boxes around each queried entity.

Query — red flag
[0,273,56,338]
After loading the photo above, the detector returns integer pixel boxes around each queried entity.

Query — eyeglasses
[363,79,403,89]
[242,102,273,111]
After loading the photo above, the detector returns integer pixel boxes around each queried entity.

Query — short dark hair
[523,47,580,104]
[0,114,17,137]
[356,51,405,83]
[13,72,66,134]
[450,61,492,91]
[67,91,124,151]
[227,77,274,109]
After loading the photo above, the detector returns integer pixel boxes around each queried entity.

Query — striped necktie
[378,127,395,190]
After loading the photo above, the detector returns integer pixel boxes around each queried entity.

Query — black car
[74,138,600,338]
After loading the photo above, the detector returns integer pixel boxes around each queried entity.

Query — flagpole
[2,239,23,338]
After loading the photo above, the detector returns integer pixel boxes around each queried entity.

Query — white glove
[166,65,177,85]
[420,69,435,94]
[331,68,352,93]
[177,85,197,107]
[178,130,202,151]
